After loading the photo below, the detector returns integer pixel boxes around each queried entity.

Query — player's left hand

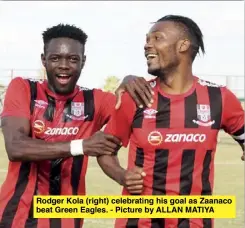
[122,166,146,195]
[115,75,154,109]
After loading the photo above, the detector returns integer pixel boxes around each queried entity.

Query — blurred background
[0,1,244,227]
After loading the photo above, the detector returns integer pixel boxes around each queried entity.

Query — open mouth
[146,54,158,64]
[56,74,72,85]
[146,54,158,60]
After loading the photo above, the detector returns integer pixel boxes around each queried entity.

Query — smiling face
[144,21,190,77]
[41,37,86,95]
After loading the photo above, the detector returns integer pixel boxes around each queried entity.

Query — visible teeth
[147,54,157,60]
[58,74,69,77]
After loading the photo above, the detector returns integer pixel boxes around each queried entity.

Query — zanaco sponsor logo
[165,133,206,143]
[45,127,79,136]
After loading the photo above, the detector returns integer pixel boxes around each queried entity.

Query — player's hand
[115,75,154,109]
[83,131,121,157]
[122,166,146,194]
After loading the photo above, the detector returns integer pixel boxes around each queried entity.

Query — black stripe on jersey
[203,218,212,228]
[151,218,165,228]
[135,147,144,167]
[150,150,168,228]
[184,90,198,128]
[62,98,73,122]
[43,94,56,122]
[207,87,222,129]
[152,149,169,195]
[28,80,38,115]
[71,155,84,228]
[83,90,95,121]
[71,156,84,195]
[0,162,31,228]
[178,150,195,228]
[178,219,190,228]
[201,150,212,195]
[49,159,62,228]
[156,93,170,128]
[126,219,139,228]
[132,108,144,128]
[232,125,244,136]
[50,219,61,228]
[179,150,196,195]
[25,182,38,228]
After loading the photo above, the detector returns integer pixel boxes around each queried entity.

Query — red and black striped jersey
[105,76,244,228]
[0,77,115,228]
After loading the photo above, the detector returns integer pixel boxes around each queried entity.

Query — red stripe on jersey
[114,218,129,228]
[78,156,89,195]
[170,97,185,129]
[138,219,152,228]
[38,218,49,228]
[11,164,37,228]
[165,149,182,195]
[60,158,74,228]
[61,158,73,195]
[0,163,21,221]
[37,161,51,195]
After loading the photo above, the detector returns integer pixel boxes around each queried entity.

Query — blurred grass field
[0,130,244,228]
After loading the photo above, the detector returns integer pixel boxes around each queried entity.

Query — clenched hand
[83,131,121,156]
[122,166,146,194]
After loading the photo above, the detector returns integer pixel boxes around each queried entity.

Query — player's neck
[44,82,79,101]
[159,65,194,95]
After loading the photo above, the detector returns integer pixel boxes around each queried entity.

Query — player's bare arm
[115,75,154,109]
[97,154,145,194]
[2,116,119,161]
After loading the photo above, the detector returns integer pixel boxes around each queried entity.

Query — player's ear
[178,39,191,53]
[41,54,46,68]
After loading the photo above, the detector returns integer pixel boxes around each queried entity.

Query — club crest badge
[193,104,215,126]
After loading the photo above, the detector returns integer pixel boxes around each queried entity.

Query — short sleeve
[94,90,116,127]
[1,77,31,119]
[221,87,244,143]
[104,92,136,147]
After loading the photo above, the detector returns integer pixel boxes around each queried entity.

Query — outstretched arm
[2,117,119,161]
[2,116,71,161]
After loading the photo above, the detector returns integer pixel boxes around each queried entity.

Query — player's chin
[147,66,161,77]
[54,83,75,95]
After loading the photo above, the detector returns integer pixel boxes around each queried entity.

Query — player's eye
[155,35,162,40]
[70,56,79,62]
[50,56,59,62]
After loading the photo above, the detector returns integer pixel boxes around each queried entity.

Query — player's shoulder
[196,77,225,89]
[78,85,93,92]
[81,87,116,99]
[23,77,46,85]
[7,76,33,90]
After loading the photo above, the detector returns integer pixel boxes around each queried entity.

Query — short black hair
[42,23,88,52]
[157,15,205,61]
